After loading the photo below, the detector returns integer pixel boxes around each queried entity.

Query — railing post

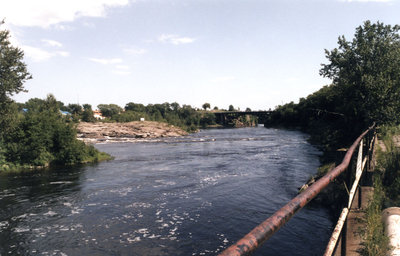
[325,126,376,256]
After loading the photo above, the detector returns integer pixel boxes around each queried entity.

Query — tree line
[264,22,400,253]
[0,18,253,171]
[95,102,216,132]
[266,21,400,151]
[45,101,257,131]
[0,22,109,171]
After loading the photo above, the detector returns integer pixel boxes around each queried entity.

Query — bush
[362,175,389,256]
[0,95,110,170]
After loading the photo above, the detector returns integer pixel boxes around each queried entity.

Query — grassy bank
[361,125,400,255]
[0,144,112,174]
[361,176,389,256]
[0,96,113,173]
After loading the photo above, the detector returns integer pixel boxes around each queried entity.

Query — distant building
[140,117,145,122]
[93,109,105,120]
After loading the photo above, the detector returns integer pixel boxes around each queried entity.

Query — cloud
[158,34,196,45]
[113,64,131,75]
[83,22,96,28]
[0,0,130,28]
[6,31,69,62]
[115,65,130,70]
[42,39,63,47]
[88,57,123,65]
[88,57,130,75]
[123,47,147,55]
[112,70,131,75]
[211,76,236,83]
[22,45,70,62]
[57,51,70,57]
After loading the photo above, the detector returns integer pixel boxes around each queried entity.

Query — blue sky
[2,0,400,110]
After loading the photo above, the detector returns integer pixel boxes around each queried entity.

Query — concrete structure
[382,207,400,256]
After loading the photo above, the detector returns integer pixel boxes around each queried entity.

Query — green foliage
[316,162,336,177]
[67,103,83,121]
[111,102,203,132]
[0,21,31,101]
[361,175,390,256]
[1,95,111,171]
[320,21,400,127]
[267,21,400,150]
[361,126,400,255]
[376,125,400,206]
[125,102,146,112]
[237,115,258,127]
[81,104,95,122]
[67,103,83,115]
[202,103,211,110]
[228,105,235,111]
[0,21,32,139]
[200,112,216,128]
[97,104,123,118]
[112,110,148,122]
[0,23,110,171]
[0,141,7,167]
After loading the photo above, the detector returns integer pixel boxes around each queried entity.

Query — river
[0,127,333,255]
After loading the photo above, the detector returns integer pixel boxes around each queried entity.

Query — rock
[77,121,188,143]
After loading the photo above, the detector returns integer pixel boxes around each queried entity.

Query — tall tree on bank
[0,21,32,138]
[320,20,400,128]
[202,103,210,111]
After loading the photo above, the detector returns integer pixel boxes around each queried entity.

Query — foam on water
[49,181,73,185]
[0,127,331,256]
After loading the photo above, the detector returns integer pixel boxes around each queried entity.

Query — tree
[67,104,83,116]
[82,104,95,122]
[0,21,32,138]
[320,20,400,127]
[3,95,107,167]
[202,103,211,110]
[97,104,123,118]
[200,112,216,128]
[171,102,180,112]
[125,102,145,112]
[228,105,235,111]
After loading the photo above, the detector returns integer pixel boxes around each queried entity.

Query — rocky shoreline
[77,121,188,143]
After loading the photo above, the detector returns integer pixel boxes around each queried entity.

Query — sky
[2,0,400,111]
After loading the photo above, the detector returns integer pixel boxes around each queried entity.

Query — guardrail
[324,125,376,255]
[219,124,376,256]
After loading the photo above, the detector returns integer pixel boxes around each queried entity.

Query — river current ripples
[0,127,333,255]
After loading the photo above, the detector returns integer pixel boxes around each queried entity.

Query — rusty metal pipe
[218,124,375,256]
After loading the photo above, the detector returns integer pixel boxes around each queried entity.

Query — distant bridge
[213,111,272,125]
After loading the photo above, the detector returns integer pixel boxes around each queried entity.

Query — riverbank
[77,121,188,143]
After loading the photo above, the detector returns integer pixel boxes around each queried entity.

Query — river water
[0,127,333,256]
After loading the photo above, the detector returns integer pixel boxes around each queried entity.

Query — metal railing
[219,124,376,256]
[324,125,376,256]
